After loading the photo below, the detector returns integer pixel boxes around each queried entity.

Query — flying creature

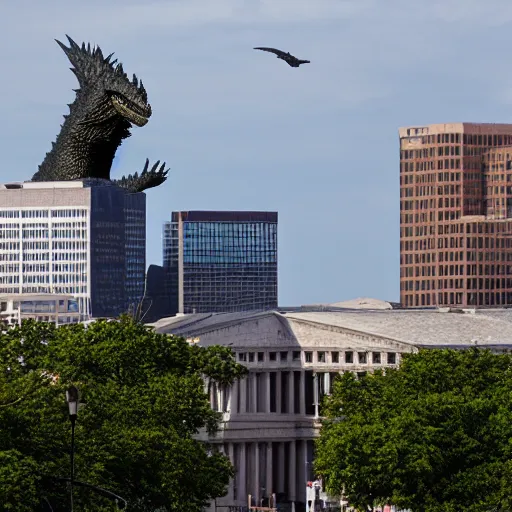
[253,47,310,68]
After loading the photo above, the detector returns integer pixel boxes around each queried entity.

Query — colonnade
[218,439,314,505]
[210,370,337,418]
[206,370,336,508]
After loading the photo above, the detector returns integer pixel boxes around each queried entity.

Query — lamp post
[66,385,79,512]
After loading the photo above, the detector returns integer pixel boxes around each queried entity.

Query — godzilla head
[56,35,152,127]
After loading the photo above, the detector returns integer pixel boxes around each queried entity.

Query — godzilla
[30,35,168,193]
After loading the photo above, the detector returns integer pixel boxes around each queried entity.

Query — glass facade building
[163,211,278,314]
[0,179,146,318]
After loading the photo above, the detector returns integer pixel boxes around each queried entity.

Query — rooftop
[0,179,115,190]
[150,306,512,350]
[398,123,512,137]
[170,210,278,223]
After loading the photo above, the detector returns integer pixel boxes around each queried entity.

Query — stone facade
[153,306,512,509]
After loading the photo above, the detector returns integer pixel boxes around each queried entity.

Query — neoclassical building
[151,299,512,511]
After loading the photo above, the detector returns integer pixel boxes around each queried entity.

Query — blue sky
[1,0,512,305]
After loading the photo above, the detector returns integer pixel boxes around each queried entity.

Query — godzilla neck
[33,109,131,183]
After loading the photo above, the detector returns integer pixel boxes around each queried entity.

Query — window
[305,352,313,363]
[331,351,339,363]
[238,353,247,362]
[257,352,264,362]
[248,353,255,362]
[358,352,367,364]
[372,352,381,364]
[317,351,326,363]
[292,351,301,361]
[269,352,277,361]
[387,352,397,364]
[280,351,288,362]
[345,351,353,363]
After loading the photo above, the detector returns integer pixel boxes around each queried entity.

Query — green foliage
[315,348,512,512]
[0,450,41,510]
[0,317,246,511]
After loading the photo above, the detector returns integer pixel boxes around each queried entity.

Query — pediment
[285,317,415,352]
[167,311,414,352]
[188,312,297,348]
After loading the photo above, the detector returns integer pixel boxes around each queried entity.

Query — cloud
[3,0,375,34]
[425,0,512,25]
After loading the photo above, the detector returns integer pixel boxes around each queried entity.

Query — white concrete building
[0,293,80,326]
[152,304,512,511]
[0,179,146,319]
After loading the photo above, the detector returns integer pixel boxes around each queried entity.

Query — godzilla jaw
[109,93,151,127]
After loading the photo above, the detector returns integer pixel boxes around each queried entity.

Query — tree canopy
[0,317,247,511]
[315,348,512,512]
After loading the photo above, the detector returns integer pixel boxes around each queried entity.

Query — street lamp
[66,385,79,512]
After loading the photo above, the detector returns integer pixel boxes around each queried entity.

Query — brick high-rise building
[399,123,512,308]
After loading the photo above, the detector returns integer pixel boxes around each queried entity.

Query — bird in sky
[253,47,310,68]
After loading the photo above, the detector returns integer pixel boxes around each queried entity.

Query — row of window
[402,132,512,148]
[0,252,88,262]
[402,131,462,143]
[0,209,88,218]
[402,277,512,292]
[237,350,397,365]
[401,159,462,173]
[20,285,86,295]
[401,172,465,186]
[401,184,463,198]
[402,290,512,307]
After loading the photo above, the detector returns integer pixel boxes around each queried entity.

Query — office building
[399,123,512,308]
[139,264,170,323]
[0,179,146,318]
[163,211,278,315]
[124,192,147,311]
[0,293,80,326]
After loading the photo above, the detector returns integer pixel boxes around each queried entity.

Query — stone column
[277,442,285,493]
[298,440,307,503]
[218,384,224,413]
[215,382,224,412]
[230,378,239,415]
[313,372,319,418]
[288,371,295,414]
[228,443,235,501]
[299,370,306,415]
[266,442,273,499]
[276,371,282,413]
[252,373,258,414]
[324,372,331,395]
[266,372,272,413]
[253,442,260,501]
[240,377,247,414]
[239,442,247,502]
[289,440,297,502]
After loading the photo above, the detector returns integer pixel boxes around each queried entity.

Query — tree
[315,348,512,512]
[0,317,247,511]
